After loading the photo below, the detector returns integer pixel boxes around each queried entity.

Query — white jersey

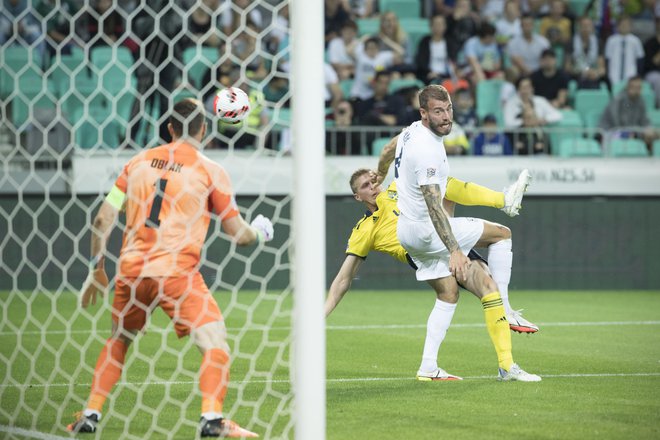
[394,121,449,222]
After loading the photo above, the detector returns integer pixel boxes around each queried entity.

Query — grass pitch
[1,289,659,439]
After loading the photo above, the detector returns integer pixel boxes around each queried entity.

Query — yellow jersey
[345,181,412,265]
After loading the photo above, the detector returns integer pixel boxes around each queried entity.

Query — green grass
[1,290,660,439]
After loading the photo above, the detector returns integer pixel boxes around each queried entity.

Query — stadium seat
[47,48,86,99]
[399,18,430,51]
[653,140,660,157]
[0,46,43,99]
[356,18,380,36]
[558,137,602,158]
[389,78,424,94]
[74,107,122,149]
[608,138,649,157]
[11,76,56,130]
[372,137,390,156]
[273,107,291,129]
[611,81,655,112]
[567,0,591,15]
[575,88,610,136]
[649,110,660,127]
[380,0,421,18]
[339,79,354,98]
[61,71,106,123]
[182,46,218,89]
[550,110,583,155]
[476,79,504,126]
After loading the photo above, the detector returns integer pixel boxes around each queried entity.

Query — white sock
[201,412,223,421]
[419,299,457,373]
[488,238,513,315]
[83,409,101,420]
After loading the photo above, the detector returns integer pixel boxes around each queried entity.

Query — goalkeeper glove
[250,214,274,243]
[80,258,109,308]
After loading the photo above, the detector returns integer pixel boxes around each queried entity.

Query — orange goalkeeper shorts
[112,272,223,338]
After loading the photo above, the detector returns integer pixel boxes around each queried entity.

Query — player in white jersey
[391,84,540,382]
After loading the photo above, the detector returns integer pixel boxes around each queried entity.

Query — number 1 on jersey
[146,178,168,228]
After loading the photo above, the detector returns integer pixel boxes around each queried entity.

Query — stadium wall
[2,154,659,290]
[1,194,659,291]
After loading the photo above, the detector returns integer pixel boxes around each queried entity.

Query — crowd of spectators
[0,0,659,155]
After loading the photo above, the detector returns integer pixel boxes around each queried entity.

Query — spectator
[446,0,480,62]
[567,16,607,90]
[378,11,413,67]
[399,86,421,125]
[464,21,504,84]
[432,0,456,16]
[495,0,522,46]
[539,0,572,48]
[325,62,343,109]
[480,0,507,22]
[504,76,562,154]
[222,0,263,36]
[353,70,406,126]
[327,20,359,80]
[231,21,268,80]
[643,18,660,107]
[35,0,80,57]
[415,15,455,84]
[530,48,570,108]
[0,0,43,54]
[453,87,478,131]
[599,76,657,149]
[342,0,377,18]
[187,0,223,48]
[82,0,138,55]
[507,14,550,78]
[349,36,400,100]
[604,15,645,86]
[326,100,362,154]
[325,0,351,45]
[266,2,288,53]
[444,121,470,155]
[521,0,550,17]
[473,114,514,155]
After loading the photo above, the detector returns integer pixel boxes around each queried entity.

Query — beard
[429,119,452,137]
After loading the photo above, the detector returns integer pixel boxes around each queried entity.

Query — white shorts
[397,215,484,281]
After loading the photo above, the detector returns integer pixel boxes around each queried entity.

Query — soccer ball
[213,87,251,124]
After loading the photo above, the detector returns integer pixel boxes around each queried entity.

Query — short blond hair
[418,85,450,110]
[349,168,371,193]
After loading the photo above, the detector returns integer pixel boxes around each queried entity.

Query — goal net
[0,0,324,438]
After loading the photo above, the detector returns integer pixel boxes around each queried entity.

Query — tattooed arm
[421,183,471,281]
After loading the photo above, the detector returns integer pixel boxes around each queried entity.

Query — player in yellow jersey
[326,165,539,381]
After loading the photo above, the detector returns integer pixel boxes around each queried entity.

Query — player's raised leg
[416,277,462,381]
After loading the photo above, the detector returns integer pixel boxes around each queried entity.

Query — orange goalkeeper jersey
[113,142,239,278]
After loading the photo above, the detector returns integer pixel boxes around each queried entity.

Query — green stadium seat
[653,140,660,157]
[567,0,591,15]
[649,110,660,127]
[0,46,43,99]
[380,0,421,18]
[356,18,380,36]
[372,137,390,156]
[61,71,106,123]
[550,110,583,155]
[575,88,610,119]
[399,18,430,51]
[74,107,122,149]
[11,76,56,130]
[339,79,354,98]
[567,79,578,107]
[476,79,504,126]
[183,46,218,89]
[389,78,424,94]
[558,137,602,158]
[608,138,649,157]
[611,81,655,112]
[273,107,291,129]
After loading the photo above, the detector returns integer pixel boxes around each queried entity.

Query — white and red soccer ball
[213,87,251,124]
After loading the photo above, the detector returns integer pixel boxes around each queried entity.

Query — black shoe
[199,417,258,438]
[67,412,99,433]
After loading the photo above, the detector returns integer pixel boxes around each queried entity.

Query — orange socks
[88,338,128,413]
[200,348,230,415]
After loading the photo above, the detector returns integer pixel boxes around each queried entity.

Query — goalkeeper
[68,99,271,438]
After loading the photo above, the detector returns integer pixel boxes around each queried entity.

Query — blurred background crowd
[1,0,659,156]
